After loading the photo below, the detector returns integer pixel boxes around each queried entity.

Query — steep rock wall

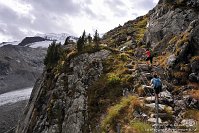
[16,50,110,133]
[145,1,199,48]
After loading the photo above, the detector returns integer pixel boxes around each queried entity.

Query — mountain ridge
[15,0,199,133]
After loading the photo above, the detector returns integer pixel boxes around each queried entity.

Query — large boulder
[189,73,199,82]
[167,54,176,67]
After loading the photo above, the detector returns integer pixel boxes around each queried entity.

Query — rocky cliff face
[16,49,110,133]
[16,0,199,133]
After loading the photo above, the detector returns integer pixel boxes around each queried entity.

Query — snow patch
[0,87,32,106]
[28,41,52,48]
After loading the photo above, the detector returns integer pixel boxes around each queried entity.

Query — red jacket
[146,50,151,57]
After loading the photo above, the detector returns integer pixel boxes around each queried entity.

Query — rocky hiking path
[119,50,198,132]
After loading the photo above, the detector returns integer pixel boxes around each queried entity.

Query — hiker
[151,73,162,99]
[145,48,153,65]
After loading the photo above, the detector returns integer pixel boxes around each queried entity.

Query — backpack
[152,78,162,89]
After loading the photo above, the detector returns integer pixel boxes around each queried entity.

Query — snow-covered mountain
[36,33,70,41]
[0,33,77,48]
[0,33,78,93]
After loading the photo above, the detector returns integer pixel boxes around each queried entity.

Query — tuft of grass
[172,71,188,84]
[157,54,169,67]
[173,71,188,79]
[183,109,199,130]
[188,90,199,100]
[107,73,121,86]
[130,120,153,133]
[191,56,199,62]
[119,53,130,61]
[175,31,190,56]
[101,96,142,132]
[169,35,178,45]
[184,109,199,121]
[164,106,173,115]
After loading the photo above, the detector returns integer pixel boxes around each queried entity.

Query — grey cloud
[82,7,107,21]
[104,0,128,17]
[22,0,105,33]
[0,5,28,40]
[132,13,138,17]
[0,0,77,41]
[84,7,97,18]
[133,0,156,10]
[0,0,157,42]
[114,8,127,17]
[105,0,125,7]
[0,5,18,23]
[0,28,6,34]
[85,0,92,4]
[30,0,81,16]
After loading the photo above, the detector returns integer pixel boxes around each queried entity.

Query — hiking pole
[116,123,120,133]
[155,95,159,133]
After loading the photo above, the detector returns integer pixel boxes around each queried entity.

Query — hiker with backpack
[145,48,153,65]
[151,73,162,99]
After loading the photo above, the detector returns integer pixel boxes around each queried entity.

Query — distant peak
[35,33,71,41]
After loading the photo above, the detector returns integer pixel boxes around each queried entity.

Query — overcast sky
[0,0,158,42]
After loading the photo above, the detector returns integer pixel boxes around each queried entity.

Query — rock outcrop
[16,50,110,133]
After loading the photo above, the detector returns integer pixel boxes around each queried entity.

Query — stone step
[139,97,145,100]
[145,96,156,103]
[124,69,136,74]
[145,103,169,111]
[137,64,150,71]
[153,113,169,117]
[145,95,173,105]
[148,117,162,123]
[141,72,153,79]
[142,85,153,90]
[125,64,134,69]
